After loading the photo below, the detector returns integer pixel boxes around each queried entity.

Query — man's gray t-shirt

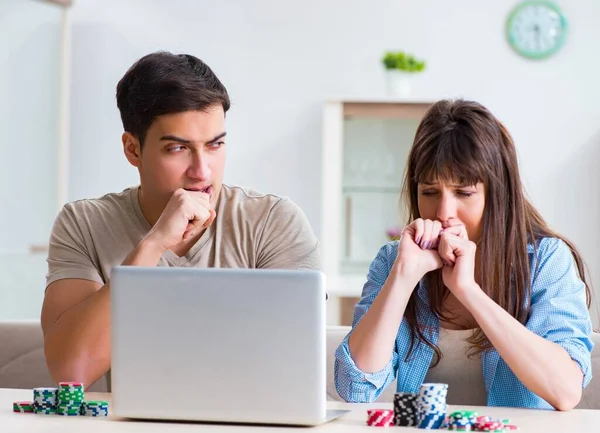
[46,183,320,288]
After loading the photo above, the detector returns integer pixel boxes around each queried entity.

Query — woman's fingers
[438,232,458,265]
[430,220,443,248]
[438,231,476,266]
[441,224,468,240]
[413,219,425,245]
[444,235,477,258]
[409,219,466,251]
[421,220,434,249]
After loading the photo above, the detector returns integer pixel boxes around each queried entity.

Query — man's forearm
[44,237,167,386]
[44,283,112,386]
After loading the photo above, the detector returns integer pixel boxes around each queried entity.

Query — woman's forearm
[348,267,420,373]
[462,288,583,410]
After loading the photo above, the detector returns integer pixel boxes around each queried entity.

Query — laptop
[110,266,348,426]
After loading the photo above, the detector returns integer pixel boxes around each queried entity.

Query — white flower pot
[386,70,414,96]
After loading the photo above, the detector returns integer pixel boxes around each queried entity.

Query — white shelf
[327,96,439,104]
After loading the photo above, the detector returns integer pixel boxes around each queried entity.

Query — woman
[334,99,594,411]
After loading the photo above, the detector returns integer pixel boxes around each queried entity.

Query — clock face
[506,1,567,59]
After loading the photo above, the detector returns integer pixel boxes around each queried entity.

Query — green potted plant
[381,51,426,96]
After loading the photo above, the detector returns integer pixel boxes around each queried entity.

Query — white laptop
[110,266,348,426]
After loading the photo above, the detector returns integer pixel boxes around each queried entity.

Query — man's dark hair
[116,51,230,146]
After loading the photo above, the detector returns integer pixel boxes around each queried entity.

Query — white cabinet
[320,99,434,324]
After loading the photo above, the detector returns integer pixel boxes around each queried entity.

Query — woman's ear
[123,132,142,167]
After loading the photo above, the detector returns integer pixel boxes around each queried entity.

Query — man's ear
[123,132,142,167]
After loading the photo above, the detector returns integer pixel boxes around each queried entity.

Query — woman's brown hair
[401,99,591,365]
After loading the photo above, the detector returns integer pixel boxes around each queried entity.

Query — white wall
[3,0,600,323]
[67,0,600,324]
[0,0,61,253]
[0,0,63,319]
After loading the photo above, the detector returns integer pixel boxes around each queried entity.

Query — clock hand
[533,24,541,50]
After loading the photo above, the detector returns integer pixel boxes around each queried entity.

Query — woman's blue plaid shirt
[334,237,594,409]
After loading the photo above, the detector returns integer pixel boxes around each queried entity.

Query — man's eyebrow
[159,131,227,144]
[206,132,227,143]
[160,135,191,144]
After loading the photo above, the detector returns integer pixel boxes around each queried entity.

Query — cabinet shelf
[321,99,434,324]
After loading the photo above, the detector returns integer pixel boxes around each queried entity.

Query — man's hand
[145,188,216,251]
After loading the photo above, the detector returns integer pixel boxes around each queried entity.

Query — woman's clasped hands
[394,218,481,299]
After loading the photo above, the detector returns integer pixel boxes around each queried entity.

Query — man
[41,51,319,387]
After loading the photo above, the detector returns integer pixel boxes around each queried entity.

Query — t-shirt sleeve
[46,203,105,288]
[255,198,320,270]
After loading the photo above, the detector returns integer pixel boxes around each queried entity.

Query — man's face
[128,106,227,211]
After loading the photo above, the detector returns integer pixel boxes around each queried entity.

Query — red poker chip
[59,381,84,387]
[366,409,394,427]
[477,421,504,430]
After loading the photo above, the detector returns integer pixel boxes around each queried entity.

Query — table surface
[2,388,599,432]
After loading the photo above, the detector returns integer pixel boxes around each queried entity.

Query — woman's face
[417,180,486,243]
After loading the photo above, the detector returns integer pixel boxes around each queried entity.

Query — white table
[2,388,599,432]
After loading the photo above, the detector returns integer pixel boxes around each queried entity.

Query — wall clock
[506,1,567,60]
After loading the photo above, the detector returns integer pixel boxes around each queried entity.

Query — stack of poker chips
[447,410,479,430]
[366,409,394,427]
[393,392,418,426]
[80,400,110,417]
[447,411,519,431]
[12,383,110,418]
[417,383,448,429]
[57,382,85,416]
[12,401,34,413]
[33,387,58,415]
[473,416,518,431]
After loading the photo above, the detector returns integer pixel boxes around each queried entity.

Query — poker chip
[366,409,394,427]
[476,420,506,432]
[12,383,110,419]
[13,401,34,413]
[364,383,519,432]
[34,407,58,415]
[81,400,110,417]
[33,387,59,414]
[33,387,58,403]
[57,382,84,416]
[417,383,448,429]
[393,392,418,426]
[448,410,479,430]
[59,381,84,386]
